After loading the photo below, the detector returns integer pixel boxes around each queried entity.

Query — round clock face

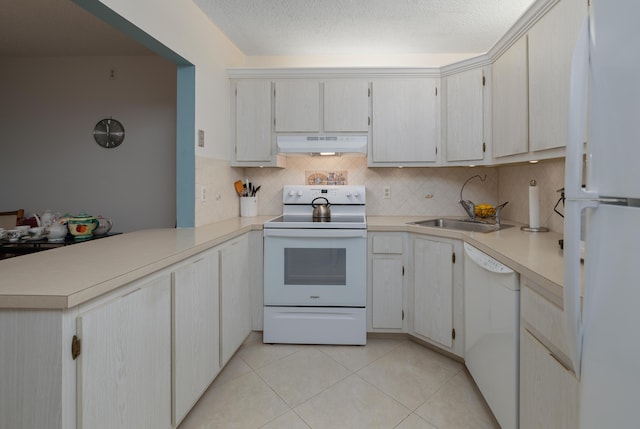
[93,118,125,148]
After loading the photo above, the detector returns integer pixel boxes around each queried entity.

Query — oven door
[263,228,367,307]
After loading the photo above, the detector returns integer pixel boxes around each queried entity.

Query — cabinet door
[528,0,587,152]
[172,251,219,426]
[371,256,404,329]
[323,80,370,132]
[493,36,529,158]
[274,80,320,132]
[412,237,453,348]
[445,68,485,162]
[77,276,172,429]
[520,329,579,429]
[371,79,439,164]
[219,235,252,365]
[234,80,273,162]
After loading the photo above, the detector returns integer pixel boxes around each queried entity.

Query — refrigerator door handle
[563,16,592,378]
[565,16,597,201]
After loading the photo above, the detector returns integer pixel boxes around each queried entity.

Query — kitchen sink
[409,218,513,233]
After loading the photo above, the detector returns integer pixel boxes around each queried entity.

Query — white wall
[0,56,176,232]
[96,0,245,162]
[95,0,246,225]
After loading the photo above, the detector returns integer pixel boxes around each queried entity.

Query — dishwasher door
[464,243,520,429]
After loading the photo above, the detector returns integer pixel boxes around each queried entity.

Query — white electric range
[263,185,367,345]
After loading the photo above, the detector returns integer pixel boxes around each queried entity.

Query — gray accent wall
[0,55,176,232]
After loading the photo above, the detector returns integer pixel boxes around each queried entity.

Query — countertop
[368,216,565,306]
[0,216,273,309]
[0,215,565,310]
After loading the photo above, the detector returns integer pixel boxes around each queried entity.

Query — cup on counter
[240,197,258,217]
[7,230,23,242]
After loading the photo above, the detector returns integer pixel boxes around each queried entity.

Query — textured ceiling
[193,0,536,56]
[1,0,536,58]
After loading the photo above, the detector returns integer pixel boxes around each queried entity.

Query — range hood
[277,135,367,156]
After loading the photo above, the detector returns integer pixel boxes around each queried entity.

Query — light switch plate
[197,129,205,147]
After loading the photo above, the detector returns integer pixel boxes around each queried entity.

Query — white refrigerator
[563,1,640,428]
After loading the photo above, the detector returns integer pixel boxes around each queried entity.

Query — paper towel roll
[529,179,540,229]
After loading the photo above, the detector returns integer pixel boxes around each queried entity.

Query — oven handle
[263,229,367,239]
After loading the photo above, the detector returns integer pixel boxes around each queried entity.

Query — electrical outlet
[200,186,207,202]
[383,186,391,199]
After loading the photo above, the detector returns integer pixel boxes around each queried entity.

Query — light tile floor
[178,333,499,429]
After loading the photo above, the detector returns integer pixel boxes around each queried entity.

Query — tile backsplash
[497,158,565,233]
[196,155,566,233]
[195,157,244,226]
[245,157,499,218]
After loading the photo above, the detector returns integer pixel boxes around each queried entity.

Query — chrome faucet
[494,201,509,226]
[459,174,487,221]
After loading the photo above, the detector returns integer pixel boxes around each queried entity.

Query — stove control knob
[296,191,303,197]
[353,192,360,198]
[345,192,352,197]
[288,191,295,197]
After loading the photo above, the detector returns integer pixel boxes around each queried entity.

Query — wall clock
[93,118,125,148]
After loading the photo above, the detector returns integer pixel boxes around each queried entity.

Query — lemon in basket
[475,204,496,218]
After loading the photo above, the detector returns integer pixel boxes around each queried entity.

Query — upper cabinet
[323,80,370,132]
[444,68,487,163]
[370,78,440,166]
[231,80,284,168]
[492,36,529,158]
[491,0,587,162]
[528,0,588,152]
[229,0,588,167]
[274,79,370,133]
[274,80,321,132]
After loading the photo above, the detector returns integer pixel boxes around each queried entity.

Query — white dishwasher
[464,243,520,429]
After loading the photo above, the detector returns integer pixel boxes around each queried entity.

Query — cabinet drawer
[372,235,404,254]
[520,328,579,429]
[521,278,573,371]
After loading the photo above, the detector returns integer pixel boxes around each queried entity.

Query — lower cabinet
[520,278,579,429]
[171,249,220,426]
[219,233,252,366]
[0,231,258,429]
[520,328,579,429]
[410,234,463,357]
[76,274,172,429]
[368,233,406,331]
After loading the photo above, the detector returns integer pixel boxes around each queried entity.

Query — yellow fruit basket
[475,204,496,218]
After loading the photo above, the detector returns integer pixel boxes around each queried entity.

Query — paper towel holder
[521,179,550,232]
[521,226,550,232]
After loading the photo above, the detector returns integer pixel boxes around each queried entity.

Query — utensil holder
[240,197,258,217]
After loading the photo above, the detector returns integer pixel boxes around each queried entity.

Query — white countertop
[0,216,273,309]
[0,215,565,310]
